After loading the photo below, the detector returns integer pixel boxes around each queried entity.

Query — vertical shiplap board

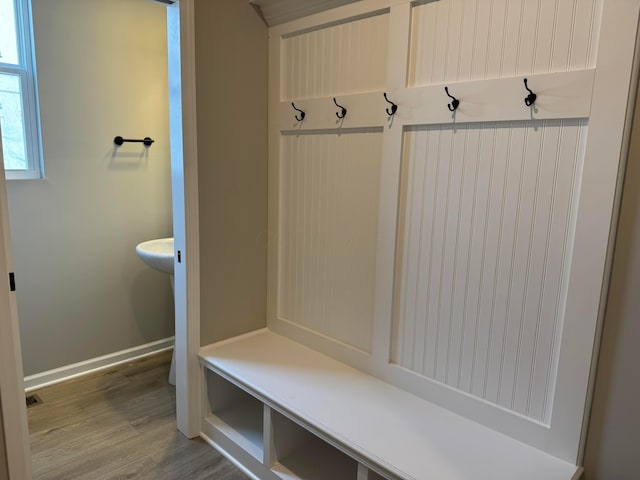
[392,120,587,423]
[280,12,389,101]
[408,0,602,86]
[278,131,383,353]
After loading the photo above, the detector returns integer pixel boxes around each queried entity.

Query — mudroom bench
[198,329,580,480]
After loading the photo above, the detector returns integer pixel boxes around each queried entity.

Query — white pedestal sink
[136,238,174,275]
[135,237,176,385]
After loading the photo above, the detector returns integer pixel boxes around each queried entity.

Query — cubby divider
[203,369,264,461]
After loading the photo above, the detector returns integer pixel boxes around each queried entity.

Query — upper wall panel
[408,0,603,87]
[251,0,362,26]
[280,11,389,101]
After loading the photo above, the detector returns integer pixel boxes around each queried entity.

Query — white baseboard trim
[24,337,175,393]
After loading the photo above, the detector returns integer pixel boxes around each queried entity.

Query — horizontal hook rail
[114,136,155,147]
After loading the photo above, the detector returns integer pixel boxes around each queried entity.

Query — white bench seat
[198,329,580,480]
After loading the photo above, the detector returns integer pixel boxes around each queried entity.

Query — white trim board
[169,0,202,439]
[0,124,31,479]
[200,430,265,480]
[24,337,174,392]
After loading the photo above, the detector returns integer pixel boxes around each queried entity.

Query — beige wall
[194,0,268,345]
[7,0,174,376]
[583,86,640,478]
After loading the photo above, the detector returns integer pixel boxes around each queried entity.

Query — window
[0,0,41,179]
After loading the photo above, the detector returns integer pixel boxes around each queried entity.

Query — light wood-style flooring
[28,351,250,480]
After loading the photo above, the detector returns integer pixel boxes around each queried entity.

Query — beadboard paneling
[391,119,587,423]
[408,0,602,87]
[278,131,383,352]
[281,12,389,101]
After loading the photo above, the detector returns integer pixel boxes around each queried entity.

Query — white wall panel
[408,0,602,87]
[278,131,383,352]
[266,0,640,462]
[392,120,587,423]
[281,12,389,101]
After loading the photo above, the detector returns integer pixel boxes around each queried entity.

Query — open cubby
[204,369,264,460]
[270,410,358,480]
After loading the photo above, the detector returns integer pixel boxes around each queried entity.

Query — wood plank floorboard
[28,351,250,480]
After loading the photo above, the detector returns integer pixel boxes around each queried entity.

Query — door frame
[0,137,32,479]
[0,4,202,480]
[168,0,202,438]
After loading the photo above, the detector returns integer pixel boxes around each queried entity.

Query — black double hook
[333,97,347,119]
[445,86,459,111]
[384,93,398,116]
[523,78,537,107]
[291,102,305,121]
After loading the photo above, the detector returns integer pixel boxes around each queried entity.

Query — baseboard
[24,337,174,392]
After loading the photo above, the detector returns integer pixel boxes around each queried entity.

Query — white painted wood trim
[0,135,32,479]
[275,70,595,131]
[372,0,410,372]
[268,318,373,373]
[548,0,640,463]
[578,10,640,470]
[396,70,595,125]
[266,31,280,347]
[23,337,174,393]
[200,429,276,480]
[169,0,201,439]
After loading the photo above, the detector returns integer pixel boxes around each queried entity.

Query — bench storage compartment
[199,329,580,480]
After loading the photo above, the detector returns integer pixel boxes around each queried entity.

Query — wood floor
[28,351,250,480]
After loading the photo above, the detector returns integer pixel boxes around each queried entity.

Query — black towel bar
[114,136,154,147]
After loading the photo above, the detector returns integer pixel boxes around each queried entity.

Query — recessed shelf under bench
[198,329,580,480]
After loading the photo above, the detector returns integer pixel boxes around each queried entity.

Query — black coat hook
[523,78,537,106]
[291,102,305,121]
[333,97,347,119]
[384,92,397,116]
[445,86,459,112]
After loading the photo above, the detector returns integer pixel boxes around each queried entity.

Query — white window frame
[0,0,42,180]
